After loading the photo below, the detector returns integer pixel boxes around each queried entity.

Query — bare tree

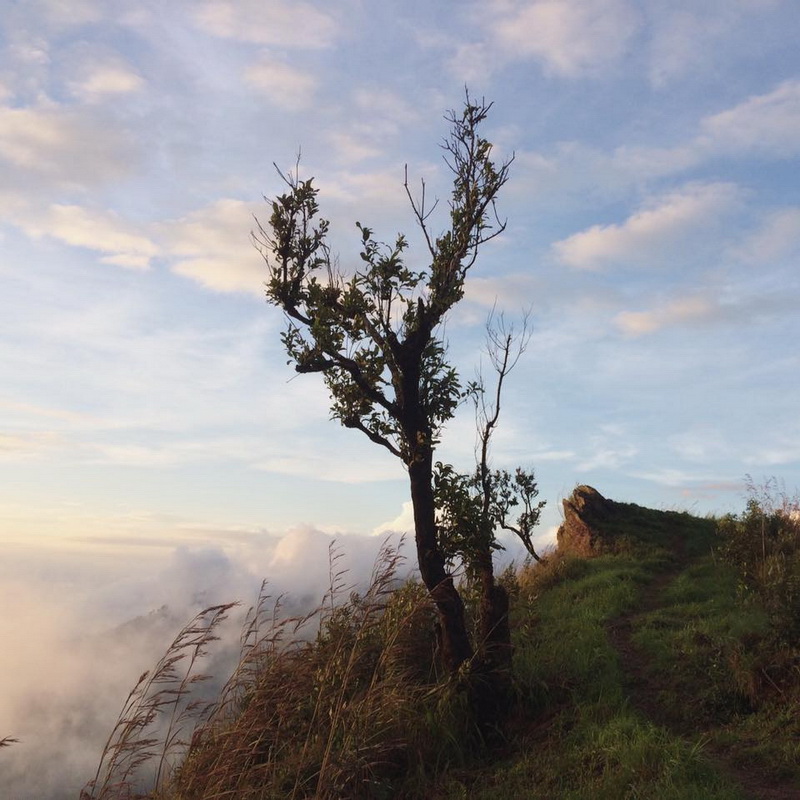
[434,311,545,709]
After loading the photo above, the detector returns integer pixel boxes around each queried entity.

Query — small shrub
[717,477,800,644]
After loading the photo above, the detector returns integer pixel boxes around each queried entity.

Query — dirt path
[606,548,798,800]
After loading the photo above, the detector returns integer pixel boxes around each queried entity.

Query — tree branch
[498,519,544,563]
[342,417,402,459]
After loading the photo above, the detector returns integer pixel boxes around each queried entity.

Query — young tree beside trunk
[434,312,545,713]
[257,97,540,689]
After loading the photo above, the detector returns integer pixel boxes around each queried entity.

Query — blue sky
[2,2,800,794]
[2,0,799,557]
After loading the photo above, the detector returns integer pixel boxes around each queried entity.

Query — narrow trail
[605,540,798,800]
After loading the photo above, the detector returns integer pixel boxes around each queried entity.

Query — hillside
[82,487,800,799]
[444,488,800,799]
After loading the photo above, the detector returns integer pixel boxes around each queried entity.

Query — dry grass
[165,539,471,799]
[81,603,237,800]
[86,538,476,800]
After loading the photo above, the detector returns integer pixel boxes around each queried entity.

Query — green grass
[431,567,745,798]
[427,501,797,799]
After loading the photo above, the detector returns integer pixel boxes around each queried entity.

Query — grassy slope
[433,504,800,800]
[86,501,799,799]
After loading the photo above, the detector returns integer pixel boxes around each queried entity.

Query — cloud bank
[0,526,416,800]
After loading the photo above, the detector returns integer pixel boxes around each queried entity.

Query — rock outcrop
[556,485,616,556]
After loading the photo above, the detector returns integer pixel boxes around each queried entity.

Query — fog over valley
[0,525,437,799]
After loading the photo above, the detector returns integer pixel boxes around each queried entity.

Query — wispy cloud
[253,440,403,484]
[0,431,67,459]
[455,0,640,80]
[245,55,318,110]
[12,204,159,269]
[514,80,800,205]
[67,60,144,103]
[162,199,264,293]
[491,0,640,77]
[323,88,423,164]
[734,207,800,264]
[193,0,339,49]
[644,1,789,88]
[0,105,138,186]
[36,0,104,27]
[698,79,800,158]
[575,424,638,471]
[614,295,719,336]
[553,182,741,270]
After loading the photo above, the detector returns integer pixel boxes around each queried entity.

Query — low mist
[0,526,416,800]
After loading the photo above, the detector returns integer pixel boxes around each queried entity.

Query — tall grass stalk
[87,537,474,799]
[81,603,236,800]
[164,536,469,799]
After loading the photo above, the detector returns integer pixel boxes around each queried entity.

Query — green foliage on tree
[258,96,541,690]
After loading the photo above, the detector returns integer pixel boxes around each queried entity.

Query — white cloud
[324,90,424,165]
[193,0,338,48]
[464,274,539,307]
[511,141,701,211]
[283,89,420,168]
[69,62,144,102]
[647,8,715,88]
[0,107,76,169]
[614,295,718,336]
[484,0,640,77]
[735,207,800,264]
[372,501,415,536]
[162,199,264,293]
[0,529,375,798]
[0,522,416,798]
[13,204,159,269]
[534,449,577,461]
[352,88,421,129]
[633,467,710,487]
[699,80,800,158]
[449,42,495,85]
[669,427,731,463]
[164,199,257,261]
[39,0,104,26]
[0,399,99,425]
[254,444,402,484]
[613,279,797,337]
[0,105,137,185]
[245,55,317,110]
[512,80,800,206]
[318,165,423,213]
[327,131,383,164]
[746,440,800,467]
[553,182,741,270]
[609,143,700,181]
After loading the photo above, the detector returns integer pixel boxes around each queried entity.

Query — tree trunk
[407,455,474,673]
[473,549,512,726]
